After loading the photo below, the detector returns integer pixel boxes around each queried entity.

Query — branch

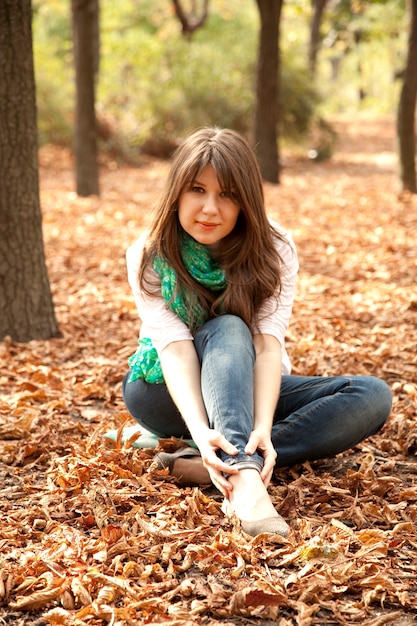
[171,0,209,38]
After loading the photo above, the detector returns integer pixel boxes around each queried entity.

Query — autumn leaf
[1,119,417,625]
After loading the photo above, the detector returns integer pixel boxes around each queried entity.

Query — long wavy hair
[139,127,285,331]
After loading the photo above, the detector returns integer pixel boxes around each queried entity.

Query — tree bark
[397,0,417,193]
[254,0,283,184]
[72,0,100,197]
[0,0,59,342]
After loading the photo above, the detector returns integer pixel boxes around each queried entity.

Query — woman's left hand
[245,429,277,487]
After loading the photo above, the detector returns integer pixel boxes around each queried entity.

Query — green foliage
[280,60,321,141]
[33,1,74,145]
[32,0,407,154]
[316,0,407,114]
[33,0,320,152]
[97,0,259,154]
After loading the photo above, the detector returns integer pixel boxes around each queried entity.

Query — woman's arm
[245,333,282,486]
[159,339,238,495]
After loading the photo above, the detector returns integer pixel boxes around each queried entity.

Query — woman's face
[178,164,240,249]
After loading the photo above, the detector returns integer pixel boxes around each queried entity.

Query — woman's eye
[221,190,237,200]
[190,185,204,193]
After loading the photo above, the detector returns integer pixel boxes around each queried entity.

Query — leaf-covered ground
[1,117,416,626]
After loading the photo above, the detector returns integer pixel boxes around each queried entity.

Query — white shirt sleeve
[252,222,298,374]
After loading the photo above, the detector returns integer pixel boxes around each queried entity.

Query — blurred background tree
[254,0,283,183]
[72,0,100,197]
[309,0,328,75]
[171,0,210,38]
[397,0,417,193]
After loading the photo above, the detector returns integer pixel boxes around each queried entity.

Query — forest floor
[0,117,416,626]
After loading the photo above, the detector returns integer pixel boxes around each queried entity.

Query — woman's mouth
[198,222,218,230]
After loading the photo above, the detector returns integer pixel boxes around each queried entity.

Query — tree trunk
[0,0,59,342]
[397,0,417,194]
[254,0,283,184]
[72,0,100,197]
[309,0,328,74]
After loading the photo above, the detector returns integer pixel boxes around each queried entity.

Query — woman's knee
[356,375,392,428]
[195,315,253,354]
[206,314,250,336]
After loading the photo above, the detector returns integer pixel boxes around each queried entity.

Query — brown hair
[139,127,285,330]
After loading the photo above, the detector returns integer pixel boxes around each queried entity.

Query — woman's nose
[202,194,218,214]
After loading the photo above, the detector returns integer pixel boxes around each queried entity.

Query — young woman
[122,127,392,537]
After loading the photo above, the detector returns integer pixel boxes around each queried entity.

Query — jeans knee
[196,315,252,349]
[375,378,392,420]
[359,375,392,427]
[211,314,249,334]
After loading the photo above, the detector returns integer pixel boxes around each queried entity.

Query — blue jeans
[123,315,392,471]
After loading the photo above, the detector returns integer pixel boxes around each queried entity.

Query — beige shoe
[222,499,290,538]
[154,446,201,473]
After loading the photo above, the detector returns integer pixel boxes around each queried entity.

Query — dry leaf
[1,119,417,625]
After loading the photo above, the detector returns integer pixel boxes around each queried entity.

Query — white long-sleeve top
[126,221,298,375]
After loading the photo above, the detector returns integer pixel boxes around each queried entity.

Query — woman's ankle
[228,468,277,521]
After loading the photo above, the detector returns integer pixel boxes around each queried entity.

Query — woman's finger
[260,462,273,485]
[202,452,238,476]
[260,448,276,484]
[211,472,233,497]
[204,461,233,496]
[209,432,238,456]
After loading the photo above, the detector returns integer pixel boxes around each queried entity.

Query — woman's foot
[223,468,290,537]
[154,448,210,485]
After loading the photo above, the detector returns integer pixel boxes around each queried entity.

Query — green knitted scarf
[128,233,226,384]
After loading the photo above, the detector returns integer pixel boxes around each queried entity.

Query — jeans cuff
[224,456,263,473]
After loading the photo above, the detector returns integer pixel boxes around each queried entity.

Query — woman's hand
[245,429,277,487]
[195,428,239,497]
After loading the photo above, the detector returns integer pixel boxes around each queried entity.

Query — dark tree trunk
[0,0,59,342]
[397,0,417,193]
[309,0,328,74]
[354,30,366,102]
[72,0,100,197]
[254,0,283,184]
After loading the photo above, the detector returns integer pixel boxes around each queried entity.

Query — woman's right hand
[195,428,239,497]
